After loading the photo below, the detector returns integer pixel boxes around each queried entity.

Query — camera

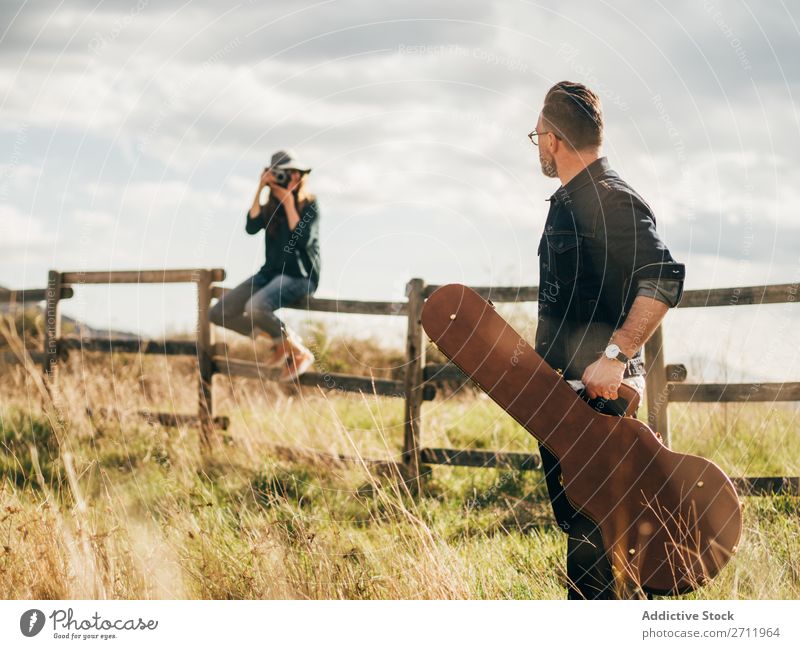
[266,167,291,188]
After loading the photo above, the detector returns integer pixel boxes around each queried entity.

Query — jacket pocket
[545,232,582,285]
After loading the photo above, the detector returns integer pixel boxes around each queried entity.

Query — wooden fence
[1,270,798,495]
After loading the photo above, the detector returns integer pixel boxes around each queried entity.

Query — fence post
[403,278,426,487]
[43,270,62,379]
[196,269,216,448]
[644,324,671,447]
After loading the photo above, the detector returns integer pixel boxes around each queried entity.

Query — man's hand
[580,295,671,400]
[581,355,625,400]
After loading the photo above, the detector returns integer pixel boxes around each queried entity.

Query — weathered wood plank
[666,363,687,382]
[732,476,799,496]
[86,407,229,430]
[677,283,799,308]
[644,325,671,446]
[1,350,46,365]
[422,283,800,308]
[196,269,216,447]
[61,268,226,284]
[140,411,230,430]
[419,447,541,470]
[423,361,688,385]
[669,382,800,402]
[424,362,469,382]
[0,287,73,303]
[267,444,404,477]
[58,337,198,355]
[213,355,435,400]
[211,285,407,315]
[424,285,539,302]
[403,278,426,484]
[43,270,62,378]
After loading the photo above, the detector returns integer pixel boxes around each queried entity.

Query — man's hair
[542,81,603,150]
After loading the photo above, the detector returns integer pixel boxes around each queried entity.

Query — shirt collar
[547,156,611,202]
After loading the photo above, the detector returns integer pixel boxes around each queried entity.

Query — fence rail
[0,287,74,302]
[212,285,407,316]
[1,271,798,495]
[58,338,199,355]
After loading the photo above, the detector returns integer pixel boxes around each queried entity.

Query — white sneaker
[278,341,314,382]
[264,339,290,369]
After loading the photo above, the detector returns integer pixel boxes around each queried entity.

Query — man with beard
[530,81,686,599]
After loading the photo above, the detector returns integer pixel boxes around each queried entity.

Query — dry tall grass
[0,317,798,599]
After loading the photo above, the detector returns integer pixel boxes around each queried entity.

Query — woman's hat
[268,149,311,173]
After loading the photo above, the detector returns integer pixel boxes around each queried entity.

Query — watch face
[605,343,620,358]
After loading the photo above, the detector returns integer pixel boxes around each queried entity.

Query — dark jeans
[538,391,653,600]
[209,269,317,340]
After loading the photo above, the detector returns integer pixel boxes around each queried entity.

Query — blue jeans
[209,270,317,340]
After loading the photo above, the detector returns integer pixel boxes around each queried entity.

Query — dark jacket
[535,157,685,379]
[245,198,321,286]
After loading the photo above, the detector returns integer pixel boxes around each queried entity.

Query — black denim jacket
[535,157,685,379]
[245,199,321,285]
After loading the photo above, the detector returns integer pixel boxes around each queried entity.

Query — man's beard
[539,152,558,178]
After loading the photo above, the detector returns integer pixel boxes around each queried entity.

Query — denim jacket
[245,199,321,286]
[535,157,685,379]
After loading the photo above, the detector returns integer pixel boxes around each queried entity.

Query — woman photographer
[210,150,320,381]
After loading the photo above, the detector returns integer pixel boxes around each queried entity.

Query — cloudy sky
[2,0,799,381]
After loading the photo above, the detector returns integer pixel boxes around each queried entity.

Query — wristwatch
[603,342,630,364]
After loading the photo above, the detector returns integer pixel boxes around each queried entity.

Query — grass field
[1,331,799,600]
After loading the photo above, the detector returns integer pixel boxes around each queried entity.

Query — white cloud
[0,204,49,249]
[72,208,114,227]
[2,0,799,340]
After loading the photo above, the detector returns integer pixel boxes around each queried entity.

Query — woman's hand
[269,182,295,207]
[259,168,272,188]
[268,170,302,206]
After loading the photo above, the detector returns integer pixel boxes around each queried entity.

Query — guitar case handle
[617,383,640,418]
[583,383,662,443]
[566,380,641,418]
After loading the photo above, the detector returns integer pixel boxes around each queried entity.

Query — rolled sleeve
[245,207,265,235]
[603,190,685,307]
[636,278,683,308]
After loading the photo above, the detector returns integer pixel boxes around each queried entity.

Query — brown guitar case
[421,283,742,596]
